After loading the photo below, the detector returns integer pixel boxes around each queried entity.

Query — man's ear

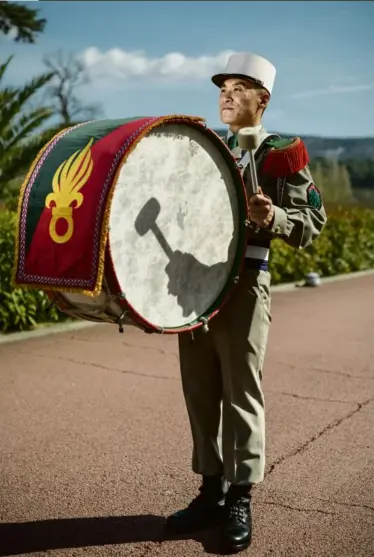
[259,90,270,110]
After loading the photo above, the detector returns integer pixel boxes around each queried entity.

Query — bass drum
[49,117,249,334]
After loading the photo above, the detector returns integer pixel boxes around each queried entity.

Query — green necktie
[227,134,238,150]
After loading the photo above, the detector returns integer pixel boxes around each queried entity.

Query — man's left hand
[249,187,274,228]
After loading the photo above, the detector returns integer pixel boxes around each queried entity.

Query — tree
[43,50,102,126]
[0,1,46,43]
[310,158,353,205]
[0,56,64,201]
[346,158,374,190]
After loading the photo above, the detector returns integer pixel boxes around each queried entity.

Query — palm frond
[0,123,69,190]
[2,107,53,151]
[0,72,54,124]
[0,56,14,81]
[0,57,55,191]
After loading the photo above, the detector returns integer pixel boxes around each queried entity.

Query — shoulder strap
[254,133,281,161]
[237,133,281,170]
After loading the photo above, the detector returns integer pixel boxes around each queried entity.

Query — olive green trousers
[178,269,272,485]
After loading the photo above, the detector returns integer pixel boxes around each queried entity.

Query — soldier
[165,52,327,553]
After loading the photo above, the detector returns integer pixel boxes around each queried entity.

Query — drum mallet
[135,197,174,260]
[237,127,261,197]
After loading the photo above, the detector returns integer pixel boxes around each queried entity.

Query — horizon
[211,128,374,141]
[2,1,374,139]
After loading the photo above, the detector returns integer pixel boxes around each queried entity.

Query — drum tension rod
[199,317,209,333]
[117,310,128,334]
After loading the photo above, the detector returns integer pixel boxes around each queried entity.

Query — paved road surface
[1,275,374,557]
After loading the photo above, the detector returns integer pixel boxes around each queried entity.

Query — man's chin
[220,114,235,125]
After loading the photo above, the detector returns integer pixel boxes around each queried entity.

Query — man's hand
[249,187,274,228]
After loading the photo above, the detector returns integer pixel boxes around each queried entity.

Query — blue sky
[2,0,374,137]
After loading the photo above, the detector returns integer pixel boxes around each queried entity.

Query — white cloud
[290,83,374,100]
[80,47,235,83]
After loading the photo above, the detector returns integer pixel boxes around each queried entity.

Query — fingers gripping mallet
[238,127,261,197]
[134,197,174,260]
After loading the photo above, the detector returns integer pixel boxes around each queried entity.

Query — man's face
[219,78,269,130]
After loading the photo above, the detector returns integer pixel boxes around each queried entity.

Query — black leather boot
[221,484,252,553]
[165,474,228,534]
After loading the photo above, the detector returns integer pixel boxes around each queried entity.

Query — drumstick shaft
[247,151,259,196]
[152,224,174,260]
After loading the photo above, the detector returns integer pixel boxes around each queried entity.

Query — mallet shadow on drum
[135,198,230,319]
[165,250,227,318]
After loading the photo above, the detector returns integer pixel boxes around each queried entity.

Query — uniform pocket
[242,269,272,329]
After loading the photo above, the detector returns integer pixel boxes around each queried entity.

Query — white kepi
[212,52,276,95]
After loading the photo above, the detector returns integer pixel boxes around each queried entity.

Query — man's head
[212,52,276,132]
[219,78,269,131]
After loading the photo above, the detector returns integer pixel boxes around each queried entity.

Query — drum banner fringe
[12,115,205,297]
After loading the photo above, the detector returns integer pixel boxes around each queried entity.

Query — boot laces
[226,496,250,522]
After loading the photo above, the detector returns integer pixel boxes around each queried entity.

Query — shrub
[269,205,374,283]
[0,210,69,333]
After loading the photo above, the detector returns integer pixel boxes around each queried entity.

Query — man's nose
[221,90,233,101]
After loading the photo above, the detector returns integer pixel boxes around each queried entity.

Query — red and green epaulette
[262,136,310,177]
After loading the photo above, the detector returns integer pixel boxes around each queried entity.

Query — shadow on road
[0,514,222,555]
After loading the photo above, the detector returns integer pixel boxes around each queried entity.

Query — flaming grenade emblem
[45,138,94,244]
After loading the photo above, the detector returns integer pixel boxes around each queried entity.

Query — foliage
[0,56,67,201]
[0,210,69,333]
[310,156,374,193]
[345,158,374,190]
[269,205,374,284]
[309,158,354,205]
[0,56,52,191]
[0,1,46,43]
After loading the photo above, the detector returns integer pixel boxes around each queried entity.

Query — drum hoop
[107,117,249,334]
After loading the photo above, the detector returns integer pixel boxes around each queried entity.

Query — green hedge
[269,205,374,283]
[0,210,69,333]
[1,206,374,333]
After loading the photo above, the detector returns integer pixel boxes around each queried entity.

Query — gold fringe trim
[12,115,206,298]
[11,126,72,290]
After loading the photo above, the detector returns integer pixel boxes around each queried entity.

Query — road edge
[1,268,374,344]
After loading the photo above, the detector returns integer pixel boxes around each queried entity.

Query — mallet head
[238,127,261,151]
[134,197,161,237]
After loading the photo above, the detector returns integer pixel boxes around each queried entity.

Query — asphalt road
[1,275,373,557]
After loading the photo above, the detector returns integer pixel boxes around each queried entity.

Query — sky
[2,0,374,138]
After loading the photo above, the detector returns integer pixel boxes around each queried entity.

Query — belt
[244,244,269,271]
[246,245,269,261]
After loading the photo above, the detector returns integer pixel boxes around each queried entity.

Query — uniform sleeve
[266,165,327,249]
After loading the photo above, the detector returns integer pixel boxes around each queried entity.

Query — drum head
[108,121,246,331]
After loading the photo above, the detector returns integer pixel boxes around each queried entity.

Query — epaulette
[262,137,310,177]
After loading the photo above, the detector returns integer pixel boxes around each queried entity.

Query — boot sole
[221,540,251,554]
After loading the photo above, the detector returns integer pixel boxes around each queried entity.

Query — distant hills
[213,129,374,161]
